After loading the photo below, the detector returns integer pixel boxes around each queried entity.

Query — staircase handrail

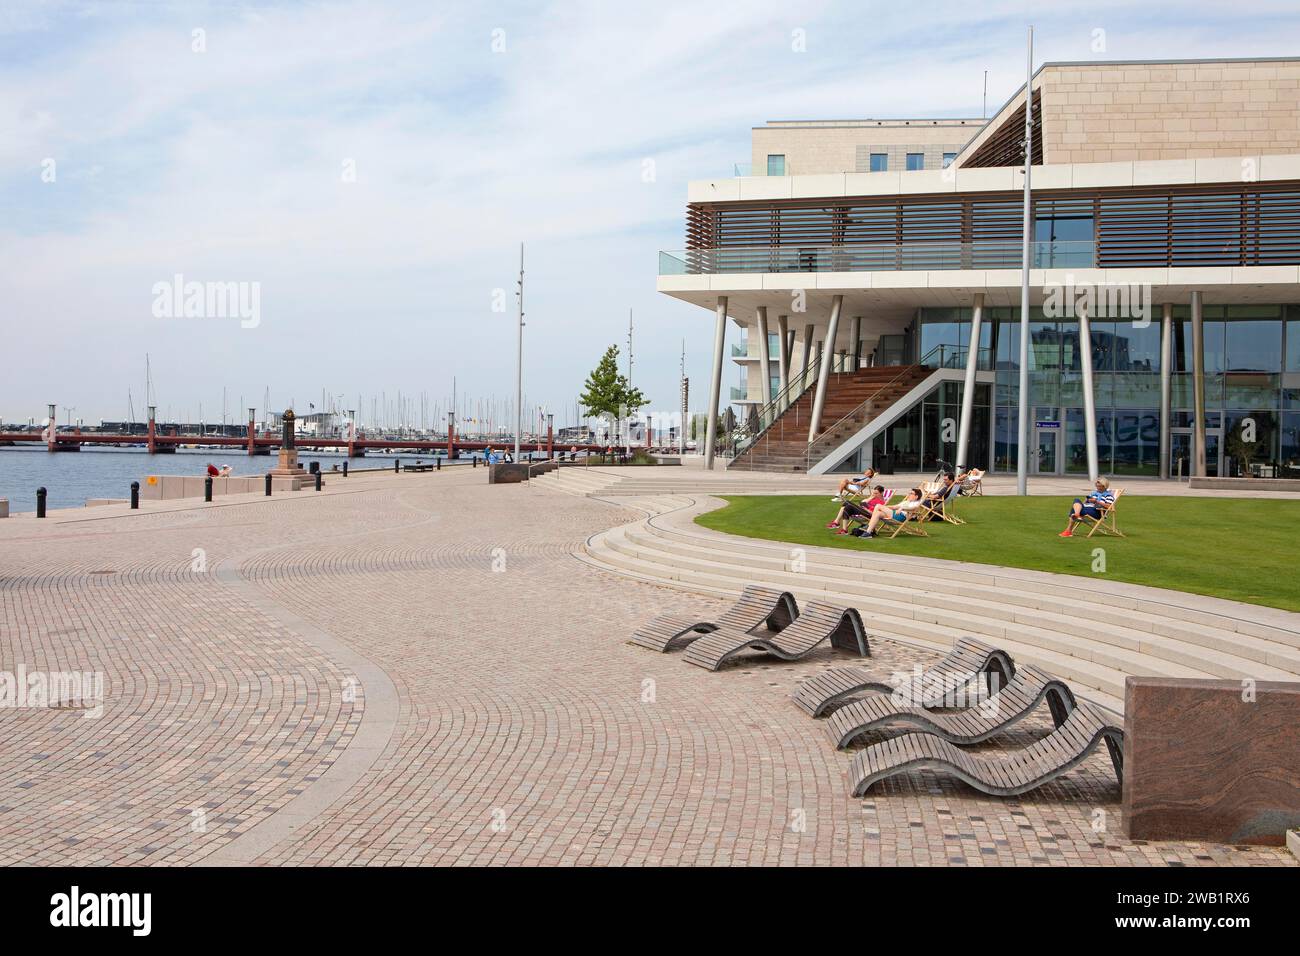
[803,344,992,465]
[731,353,822,458]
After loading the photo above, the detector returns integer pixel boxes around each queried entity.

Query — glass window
[1225,313,1282,373]
[1287,309,1300,372]
[766,154,786,176]
[1282,412,1300,477]
[869,153,888,173]
[906,153,925,171]
[942,152,957,168]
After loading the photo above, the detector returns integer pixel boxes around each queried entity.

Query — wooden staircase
[730,365,932,473]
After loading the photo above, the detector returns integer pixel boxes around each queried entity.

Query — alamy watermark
[151,273,261,328]
[0,665,104,718]
[1043,274,1151,327]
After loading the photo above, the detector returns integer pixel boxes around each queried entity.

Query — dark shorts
[1072,499,1102,520]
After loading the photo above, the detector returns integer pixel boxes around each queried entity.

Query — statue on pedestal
[271,408,307,480]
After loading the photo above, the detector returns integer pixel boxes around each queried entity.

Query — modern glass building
[660,57,1300,477]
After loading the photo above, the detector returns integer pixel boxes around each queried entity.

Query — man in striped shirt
[1059,477,1115,537]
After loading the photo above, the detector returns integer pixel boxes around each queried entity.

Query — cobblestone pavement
[0,470,1293,866]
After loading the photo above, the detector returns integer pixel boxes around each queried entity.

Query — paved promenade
[0,469,1293,866]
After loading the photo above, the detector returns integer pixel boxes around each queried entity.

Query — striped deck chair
[1081,488,1125,538]
[629,585,798,653]
[847,700,1124,797]
[824,664,1076,750]
[682,602,868,671]
[791,636,1016,717]
[960,468,985,497]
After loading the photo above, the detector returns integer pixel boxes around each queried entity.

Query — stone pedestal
[1122,676,1300,845]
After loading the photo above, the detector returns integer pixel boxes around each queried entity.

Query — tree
[579,345,649,421]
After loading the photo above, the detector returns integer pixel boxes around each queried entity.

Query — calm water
[0,447,477,512]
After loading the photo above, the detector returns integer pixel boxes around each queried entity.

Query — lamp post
[1016,25,1034,496]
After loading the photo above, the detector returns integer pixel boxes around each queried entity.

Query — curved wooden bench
[825,664,1076,749]
[682,602,868,671]
[847,701,1124,798]
[791,636,1016,717]
[629,585,798,653]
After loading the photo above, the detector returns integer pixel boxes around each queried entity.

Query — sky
[2,0,1299,430]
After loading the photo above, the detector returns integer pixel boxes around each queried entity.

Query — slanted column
[807,296,844,442]
[801,323,814,377]
[1159,303,1172,479]
[756,306,773,406]
[1078,301,1100,481]
[704,296,728,470]
[851,315,862,370]
[955,293,984,470]
[775,313,791,403]
[1191,290,1207,477]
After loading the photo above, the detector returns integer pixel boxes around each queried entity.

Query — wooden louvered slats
[682,181,1300,272]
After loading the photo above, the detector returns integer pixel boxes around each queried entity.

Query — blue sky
[2,0,1299,427]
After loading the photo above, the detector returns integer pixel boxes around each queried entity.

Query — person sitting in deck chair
[828,484,888,534]
[922,473,957,520]
[858,488,925,538]
[832,468,877,503]
[1059,477,1115,537]
[959,468,985,495]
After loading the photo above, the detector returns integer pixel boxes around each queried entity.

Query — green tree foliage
[579,345,648,419]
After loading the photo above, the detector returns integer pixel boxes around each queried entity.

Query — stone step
[639,502,1300,653]
[608,524,1281,684]
[633,521,1300,671]
[584,533,1132,710]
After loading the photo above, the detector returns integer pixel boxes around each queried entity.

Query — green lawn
[695,494,1300,612]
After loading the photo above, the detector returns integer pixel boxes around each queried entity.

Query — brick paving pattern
[0,469,1292,866]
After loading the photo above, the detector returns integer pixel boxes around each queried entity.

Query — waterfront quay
[0,466,1293,866]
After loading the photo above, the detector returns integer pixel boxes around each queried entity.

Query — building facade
[661,57,1300,478]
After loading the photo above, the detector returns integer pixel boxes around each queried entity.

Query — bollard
[265,473,273,496]
[36,486,47,518]
[315,471,322,492]
[395,459,400,473]
[342,461,348,478]
[204,476,213,502]
[436,457,441,471]
[473,456,478,468]
[130,481,140,510]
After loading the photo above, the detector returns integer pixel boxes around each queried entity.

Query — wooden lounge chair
[847,700,1124,797]
[916,480,964,526]
[791,636,1016,717]
[681,602,868,671]
[824,664,1076,750]
[960,468,985,496]
[885,506,928,538]
[1081,488,1125,538]
[629,584,798,652]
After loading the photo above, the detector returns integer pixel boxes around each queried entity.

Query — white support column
[801,323,814,376]
[807,295,844,442]
[1191,290,1206,477]
[756,306,773,406]
[1159,303,1172,480]
[775,314,790,401]
[955,293,984,470]
[704,296,728,470]
[1078,302,1100,481]
[850,315,862,370]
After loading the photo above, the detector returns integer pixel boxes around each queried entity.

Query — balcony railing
[659,241,1095,276]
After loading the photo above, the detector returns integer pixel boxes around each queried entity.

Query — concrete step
[582,498,1300,712]
[634,521,1300,671]
[608,524,1272,684]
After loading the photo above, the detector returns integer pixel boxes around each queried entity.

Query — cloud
[0,0,1298,424]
